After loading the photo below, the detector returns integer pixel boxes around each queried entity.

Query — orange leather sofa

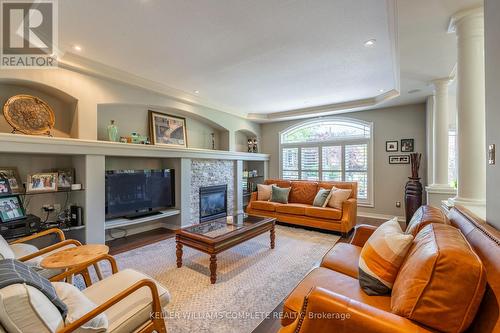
[278,205,500,333]
[246,179,357,236]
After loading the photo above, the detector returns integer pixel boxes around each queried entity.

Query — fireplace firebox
[199,185,227,222]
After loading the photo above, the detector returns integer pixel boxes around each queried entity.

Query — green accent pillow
[270,185,291,204]
[313,188,331,207]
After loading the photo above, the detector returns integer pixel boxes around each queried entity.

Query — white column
[449,7,486,208]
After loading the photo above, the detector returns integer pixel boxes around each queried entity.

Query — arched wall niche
[234,129,258,153]
[0,78,78,138]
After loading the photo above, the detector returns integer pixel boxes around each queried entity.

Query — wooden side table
[41,244,109,285]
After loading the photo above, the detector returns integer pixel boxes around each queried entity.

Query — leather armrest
[350,224,377,247]
[341,198,357,233]
[281,287,432,333]
[250,191,257,202]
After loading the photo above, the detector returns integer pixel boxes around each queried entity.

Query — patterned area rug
[110,225,340,333]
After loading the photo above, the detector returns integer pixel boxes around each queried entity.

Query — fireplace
[199,185,227,222]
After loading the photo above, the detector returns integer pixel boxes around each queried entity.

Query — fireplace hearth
[199,185,227,222]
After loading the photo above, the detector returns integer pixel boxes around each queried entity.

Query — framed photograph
[27,172,58,193]
[0,195,26,223]
[56,168,74,190]
[386,141,398,152]
[389,155,410,164]
[0,167,22,194]
[401,139,414,152]
[0,178,11,195]
[149,111,187,148]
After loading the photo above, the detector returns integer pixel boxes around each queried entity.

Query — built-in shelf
[19,189,85,196]
[104,209,181,230]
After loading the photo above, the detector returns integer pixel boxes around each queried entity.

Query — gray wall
[485,0,500,229]
[260,104,427,217]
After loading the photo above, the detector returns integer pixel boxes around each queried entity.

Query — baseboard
[357,212,405,223]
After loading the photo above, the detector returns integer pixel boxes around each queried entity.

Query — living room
[0,0,498,333]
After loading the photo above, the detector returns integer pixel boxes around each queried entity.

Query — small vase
[405,177,423,224]
[107,120,119,142]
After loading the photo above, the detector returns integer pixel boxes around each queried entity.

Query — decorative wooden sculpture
[405,153,423,224]
[2,94,55,136]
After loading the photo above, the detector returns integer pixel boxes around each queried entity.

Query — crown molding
[448,6,484,33]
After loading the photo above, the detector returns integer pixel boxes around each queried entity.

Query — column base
[446,197,486,219]
[425,185,456,207]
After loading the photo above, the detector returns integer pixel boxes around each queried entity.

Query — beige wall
[260,104,427,217]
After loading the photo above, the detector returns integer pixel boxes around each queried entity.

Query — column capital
[448,6,483,36]
[431,78,452,90]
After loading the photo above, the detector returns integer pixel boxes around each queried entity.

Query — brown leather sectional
[246,179,357,235]
[278,205,500,333]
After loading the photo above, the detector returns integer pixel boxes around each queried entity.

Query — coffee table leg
[270,226,275,249]
[210,254,217,284]
[176,242,183,268]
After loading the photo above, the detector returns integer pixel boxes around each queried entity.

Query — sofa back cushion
[264,179,291,188]
[391,223,487,333]
[405,205,448,236]
[0,236,14,260]
[289,181,318,205]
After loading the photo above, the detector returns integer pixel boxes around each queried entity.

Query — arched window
[280,117,373,205]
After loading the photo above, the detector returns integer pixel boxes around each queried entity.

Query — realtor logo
[1,0,58,68]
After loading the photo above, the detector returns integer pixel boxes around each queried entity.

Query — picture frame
[56,168,74,190]
[401,139,414,152]
[389,155,410,164]
[26,172,58,193]
[0,195,26,223]
[0,167,23,194]
[0,177,12,195]
[386,140,398,152]
[149,111,187,148]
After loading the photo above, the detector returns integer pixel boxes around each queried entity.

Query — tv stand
[105,208,181,230]
[125,211,162,220]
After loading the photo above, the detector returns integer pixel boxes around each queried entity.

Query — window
[280,118,373,205]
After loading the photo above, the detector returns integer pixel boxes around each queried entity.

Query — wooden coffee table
[41,244,109,284]
[176,214,276,284]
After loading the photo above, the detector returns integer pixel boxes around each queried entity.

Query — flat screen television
[105,169,175,220]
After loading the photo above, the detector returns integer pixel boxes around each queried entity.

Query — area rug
[110,225,340,333]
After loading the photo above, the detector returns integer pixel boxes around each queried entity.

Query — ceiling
[57,0,482,121]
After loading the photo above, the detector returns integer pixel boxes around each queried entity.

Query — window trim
[279,117,374,207]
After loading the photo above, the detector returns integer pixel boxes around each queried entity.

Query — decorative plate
[3,94,55,135]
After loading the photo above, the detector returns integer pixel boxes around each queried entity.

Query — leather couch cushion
[392,223,487,333]
[283,267,391,326]
[289,181,318,205]
[405,205,448,236]
[249,201,280,212]
[264,179,291,188]
[320,243,361,278]
[276,203,309,215]
[305,206,342,220]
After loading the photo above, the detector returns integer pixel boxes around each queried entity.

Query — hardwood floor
[106,227,175,255]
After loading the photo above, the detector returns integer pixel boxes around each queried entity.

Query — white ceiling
[57,0,482,121]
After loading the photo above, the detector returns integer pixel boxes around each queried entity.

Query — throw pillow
[53,282,108,333]
[325,188,352,209]
[270,185,291,204]
[358,217,413,295]
[257,184,275,201]
[313,188,331,207]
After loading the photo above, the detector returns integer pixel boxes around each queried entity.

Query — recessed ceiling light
[364,39,376,48]
[73,45,82,52]
[194,90,200,94]
[379,89,385,93]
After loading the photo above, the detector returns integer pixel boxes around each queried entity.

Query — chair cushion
[0,236,14,260]
[289,181,318,205]
[282,267,391,326]
[275,203,309,215]
[250,201,280,212]
[359,218,413,295]
[326,188,352,209]
[391,223,487,333]
[320,243,361,278]
[53,282,108,333]
[305,206,342,220]
[15,243,76,279]
[82,269,170,333]
[256,184,274,201]
[0,284,64,333]
[270,186,291,204]
[405,205,448,236]
[10,243,39,259]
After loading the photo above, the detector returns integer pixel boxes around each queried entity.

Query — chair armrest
[17,239,82,262]
[341,198,357,233]
[56,278,166,333]
[50,254,119,283]
[281,287,431,333]
[350,224,377,247]
[10,228,65,244]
